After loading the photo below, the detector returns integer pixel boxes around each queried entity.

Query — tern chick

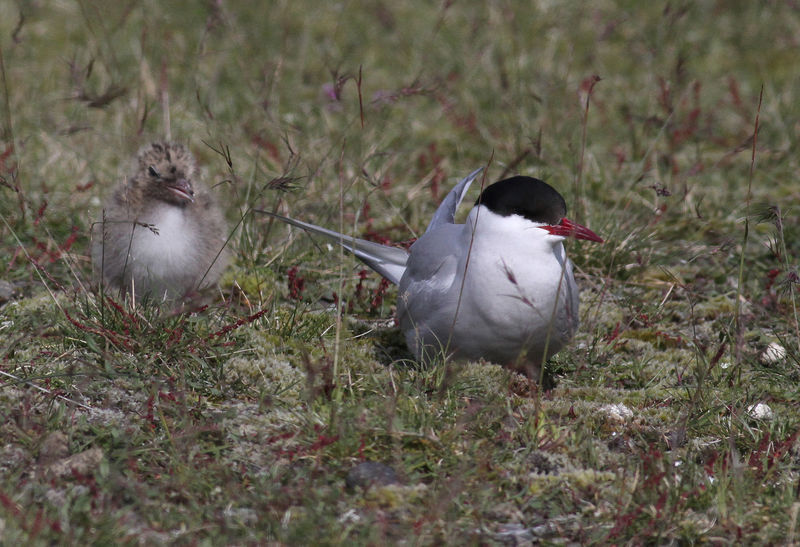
[92,142,229,300]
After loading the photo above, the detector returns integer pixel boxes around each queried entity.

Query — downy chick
[92,142,229,300]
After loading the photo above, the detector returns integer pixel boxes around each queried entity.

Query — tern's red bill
[543,218,604,243]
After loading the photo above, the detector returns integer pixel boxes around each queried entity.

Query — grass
[2,1,800,543]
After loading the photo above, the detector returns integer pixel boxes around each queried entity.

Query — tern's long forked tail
[256,210,410,285]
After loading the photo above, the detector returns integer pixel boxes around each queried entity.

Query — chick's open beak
[167,178,195,203]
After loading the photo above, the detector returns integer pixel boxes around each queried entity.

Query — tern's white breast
[402,207,580,365]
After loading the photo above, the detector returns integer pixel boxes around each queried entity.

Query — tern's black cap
[476,176,567,224]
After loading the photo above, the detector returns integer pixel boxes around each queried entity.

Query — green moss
[363,483,429,509]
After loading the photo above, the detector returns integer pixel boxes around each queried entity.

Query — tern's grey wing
[425,168,484,233]
[399,223,465,296]
[259,210,409,284]
[397,223,467,360]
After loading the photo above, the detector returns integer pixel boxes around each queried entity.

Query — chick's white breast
[130,205,199,274]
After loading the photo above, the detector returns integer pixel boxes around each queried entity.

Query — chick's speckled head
[135,142,197,206]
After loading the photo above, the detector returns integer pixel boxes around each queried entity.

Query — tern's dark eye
[147,166,160,178]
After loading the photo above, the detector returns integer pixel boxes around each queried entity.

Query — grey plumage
[92,142,230,300]
[261,169,602,377]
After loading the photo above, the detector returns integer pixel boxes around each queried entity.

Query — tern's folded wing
[425,168,483,232]
[400,224,464,293]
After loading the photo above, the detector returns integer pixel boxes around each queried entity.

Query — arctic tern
[260,168,603,377]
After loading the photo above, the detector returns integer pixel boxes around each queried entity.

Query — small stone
[760,342,786,365]
[599,403,634,423]
[45,447,104,478]
[0,280,14,303]
[495,523,534,542]
[747,403,774,420]
[345,462,400,490]
[44,488,67,506]
[528,451,560,475]
[37,431,70,465]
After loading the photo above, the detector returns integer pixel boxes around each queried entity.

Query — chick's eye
[147,166,160,178]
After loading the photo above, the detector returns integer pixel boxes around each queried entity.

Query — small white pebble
[599,403,634,423]
[339,509,361,524]
[760,342,786,365]
[747,403,774,420]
